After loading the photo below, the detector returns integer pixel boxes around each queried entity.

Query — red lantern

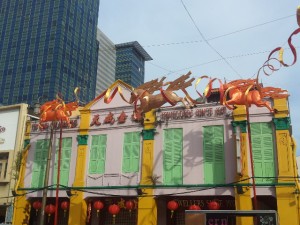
[108,204,120,224]
[167,200,179,218]
[125,200,134,216]
[45,204,56,223]
[189,204,201,210]
[208,200,220,210]
[60,201,69,217]
[32,201,42,215]
[93,200,104,217]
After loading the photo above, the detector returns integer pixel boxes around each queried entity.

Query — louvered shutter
[163,130,173,184]
[97,135,107,174]
[122,132,141,173]
[203,126,225,184]
[89,135,107,174]
[32,140,49,188]
[251,122,275,184]
[213,126,225,183]
[173,129,183,184]
[131,132,141,172]
[163,129,183,185]
[53,138,72,186]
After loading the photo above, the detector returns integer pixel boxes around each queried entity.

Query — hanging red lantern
[167,200,179,218]
[93,200,104,217]
[60,201,69,217]
[208,200,220,210]
[125,200,134,216]
[108,204,120,224]
[45,204,56,223]
[189,204,201,210]
[32,201,42,215]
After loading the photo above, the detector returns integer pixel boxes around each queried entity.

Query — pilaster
[68,109,90,225]
[137,110,157,225]
[232,106,253,225]
[273,98,300,225]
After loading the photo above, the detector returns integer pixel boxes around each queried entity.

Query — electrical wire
[6,175,298,200]
[180,0,241,78]
[97,14,294,52]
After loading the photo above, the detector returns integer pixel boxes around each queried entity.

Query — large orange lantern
[93,200,104,217]
[207,200,220,210]
[32,201,42,215]
[167,200,179,218]
[108,204,120,224]
[45,204,56,222]
[189,204,201,210]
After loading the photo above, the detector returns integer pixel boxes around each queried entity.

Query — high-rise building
[96,28,116,95]
[115,41,152,87]
[0,0,99,106]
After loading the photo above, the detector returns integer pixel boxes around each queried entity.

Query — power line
[150,46,299,77]
[180,0,242,78]
[97,14,294,53]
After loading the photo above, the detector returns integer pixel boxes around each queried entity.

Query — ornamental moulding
[273,117,291,130]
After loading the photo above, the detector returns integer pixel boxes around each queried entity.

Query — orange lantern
[108,204,120,224]
[93,200,104,217]
[125,200,134,216]
[189,204,201,210]
[32,201,42,215]
[45,204,56,223]
[60,201,69,217]
[208,200,220,210]
[167,200,179,218]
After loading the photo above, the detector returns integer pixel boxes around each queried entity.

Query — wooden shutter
[53,138,72,186]
[163,129,183,185]
[251,122,275,184]
[203,126,225,184]
[122,132,141,173]
[89,135,107,174]
[32,140,49,188]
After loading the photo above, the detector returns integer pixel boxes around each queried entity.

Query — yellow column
[13,121,31,225]
[232,105,253,225]
[273,98,300,225]
[137,110,157,225]
[68,109,90,225]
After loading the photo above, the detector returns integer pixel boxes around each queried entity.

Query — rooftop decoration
[39,88,80,128]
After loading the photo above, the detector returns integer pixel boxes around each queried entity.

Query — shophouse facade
[0,104,28,224]
[13,81,300,225]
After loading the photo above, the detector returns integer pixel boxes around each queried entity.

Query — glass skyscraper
[0,0,99,106]
[115,41,152,88]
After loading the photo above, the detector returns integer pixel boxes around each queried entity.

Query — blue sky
[97,0,300,155]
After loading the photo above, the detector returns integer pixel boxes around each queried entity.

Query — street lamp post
[39,123,54,225]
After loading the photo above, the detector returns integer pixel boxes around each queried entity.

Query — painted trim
[231,120,247,133]
[141,129,156,140]
[77,135,89,145]
[273,117,291,130]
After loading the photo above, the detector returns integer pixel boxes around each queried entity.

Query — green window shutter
[163,129,183,185]
[53,138,72,186]
[32,139,49,188]
[203,126,225,184]
[251,122,275,184]
[122,132,141,173]
[89,135,107,174]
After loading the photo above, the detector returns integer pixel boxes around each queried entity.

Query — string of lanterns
[32,200,70,222]
[167,200,221,218]
[90,200,136,224]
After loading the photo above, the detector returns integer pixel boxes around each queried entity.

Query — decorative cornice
[142,129,156,140]
[77,135,89,145]
[273,117,291,130]
[231,120,247,133]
